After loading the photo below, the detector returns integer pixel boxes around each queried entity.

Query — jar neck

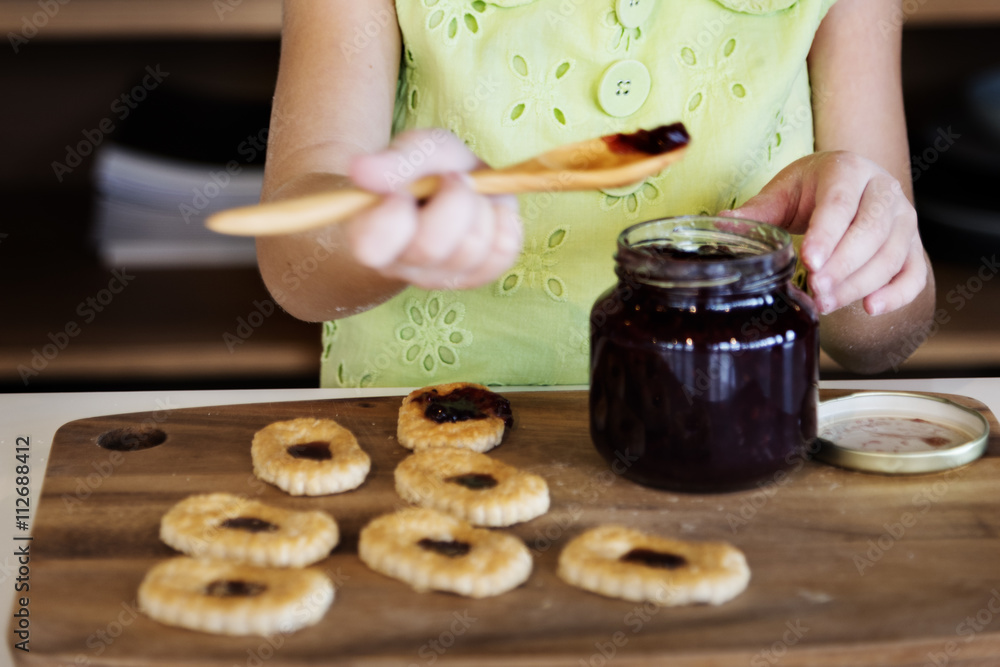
[614,216,796,297]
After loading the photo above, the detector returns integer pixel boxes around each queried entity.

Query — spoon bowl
[206,123,689,237]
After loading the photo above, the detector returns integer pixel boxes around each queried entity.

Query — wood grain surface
[13,389,1000,667]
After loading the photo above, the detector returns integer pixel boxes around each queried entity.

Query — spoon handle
[206,175,446,237]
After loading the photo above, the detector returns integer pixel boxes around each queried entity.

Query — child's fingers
[396,173,480,267]
[426,196,499,278]
[344,193,419,269]
[384,201,522,291]
[349,130,482,194]
[797,155,870,272]
[811,238,905,314]
[862,241,928,316]
[446,202,523,290]
[807,181,897,305]
[722,173,803,230]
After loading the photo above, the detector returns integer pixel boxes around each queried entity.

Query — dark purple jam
[220,517,279,533]
[639,244,754,261]
[447,473,499,490]
[286,441,333,460]
[620,548,687,569]
[418,538,471,558]
[205,580,267,597]
[419,386,513,428]
[604,123,690,156]
[590,218,818,492]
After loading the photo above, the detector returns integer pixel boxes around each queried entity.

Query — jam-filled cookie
[397,382,513,452]
[557,525,750,605]
[251,417,371,496]
[395,448,549,527]
[358,507,532,598]
[160,493,339,568]
[137,557,334,636]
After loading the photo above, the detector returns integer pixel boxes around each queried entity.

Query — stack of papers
[91,142,262,268]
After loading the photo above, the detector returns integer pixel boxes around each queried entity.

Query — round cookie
[252,417,370,496]
[358,507,532,598]
[557,525,750,605]
[138,557,334,636]
[160,493,339,568]
[395,448,549,526]
[397,383,513,452]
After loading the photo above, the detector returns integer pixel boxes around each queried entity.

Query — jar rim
[615,215,795,290]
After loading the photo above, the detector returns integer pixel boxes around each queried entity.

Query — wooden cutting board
[14,389,1000,667]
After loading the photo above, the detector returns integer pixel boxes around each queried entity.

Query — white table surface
[2,378,998,667]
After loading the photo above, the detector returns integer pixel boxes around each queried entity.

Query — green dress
[321,0,837,388]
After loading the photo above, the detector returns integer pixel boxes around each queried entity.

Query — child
[257,0,935,388]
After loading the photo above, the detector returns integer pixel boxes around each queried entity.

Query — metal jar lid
[814,391,990,474]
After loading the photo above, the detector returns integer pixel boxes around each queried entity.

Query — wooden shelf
[1,0,998,39]
[0,0,281,38]
[820,258,1000,377]
[905,0,1000,26]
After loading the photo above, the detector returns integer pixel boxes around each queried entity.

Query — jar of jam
[589,216,819,492]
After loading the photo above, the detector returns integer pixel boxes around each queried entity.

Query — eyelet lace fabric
[320,0,838,388]
[711,0,800,14]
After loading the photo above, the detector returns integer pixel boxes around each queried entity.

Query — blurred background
[0,0,998,393]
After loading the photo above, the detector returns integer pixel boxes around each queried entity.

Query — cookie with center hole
[358,507,532,598]
[557,525,750,605]
[160,493,339,568]
[137,557,334,636]
[251,417,370,496]
[397,382,513,452]
[395,448,549,526]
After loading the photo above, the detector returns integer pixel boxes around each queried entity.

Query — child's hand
[724,151,927,316]
[344,129,523,291]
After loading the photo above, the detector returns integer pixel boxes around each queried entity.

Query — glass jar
[589,216,819,492]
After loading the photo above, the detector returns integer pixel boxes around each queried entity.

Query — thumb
[349,129,481,195]
[720,175,809,233]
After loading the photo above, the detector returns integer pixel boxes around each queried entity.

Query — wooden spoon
[206,123,689,237]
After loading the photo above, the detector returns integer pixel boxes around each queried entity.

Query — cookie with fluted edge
[395,448,549,526]
[358,507,532,598]
[251,417,370,496]
[557,525,750,605]
[397,382,513,452]
[137,557,334,636]
[159,493,339,568]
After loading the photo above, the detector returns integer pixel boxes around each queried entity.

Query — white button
[597,60,651,118]
[616,0,654,28]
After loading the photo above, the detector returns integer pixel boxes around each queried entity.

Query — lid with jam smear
[814,392,990,474]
